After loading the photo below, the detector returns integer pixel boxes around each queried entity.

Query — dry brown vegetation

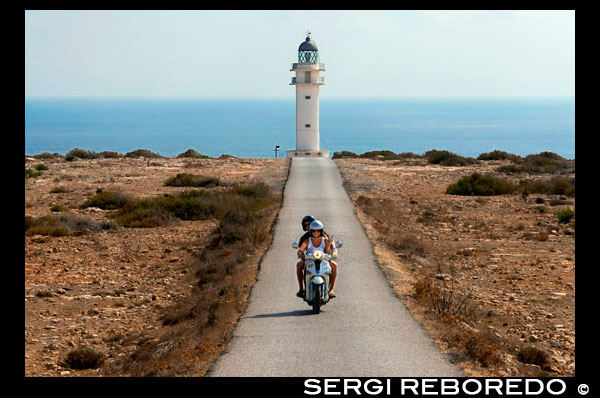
[336,154,574,377]
[25,155,289,376]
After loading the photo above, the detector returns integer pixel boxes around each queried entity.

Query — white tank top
[307,237,325,253]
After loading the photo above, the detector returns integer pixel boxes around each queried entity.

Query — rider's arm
[298,240,308,258]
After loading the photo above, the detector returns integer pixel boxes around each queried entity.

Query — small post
[274,145,280,158]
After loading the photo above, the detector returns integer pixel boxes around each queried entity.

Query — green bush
[25,214,116,236]
[425,150,477,166]
[359,150,401,160]
[477,150,522,162]
[176,149,209,159]
[50,204,66,212]
[98,151,123,158]
[65,148,98,161]
[332,151,359,159]
[32,152,63,160]
[113,207,178,228]
[498,152,573,174]
[25,168,42,179]
[81,191,132,210]
[125,149,164,158]
[110,182,274,228]
[557,208,574,224]
[164,174,220,188]
[446,173,519,196]
[35,164,49,171]
[522,177,575,197]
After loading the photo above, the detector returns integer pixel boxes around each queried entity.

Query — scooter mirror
[335,241,343,248]
[291,242,299,249]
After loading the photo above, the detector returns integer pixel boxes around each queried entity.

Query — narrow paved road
[207,158,463,376]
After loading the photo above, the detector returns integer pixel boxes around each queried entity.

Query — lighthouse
[287,32,329,158]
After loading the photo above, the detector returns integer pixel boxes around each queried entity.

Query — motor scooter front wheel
[312,284,322,314]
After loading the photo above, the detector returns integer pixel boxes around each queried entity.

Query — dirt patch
[25,156,289,376]
[336,157,574,377]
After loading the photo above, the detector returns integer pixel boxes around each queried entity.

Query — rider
[296,215,315,297]
[297,219,338,298]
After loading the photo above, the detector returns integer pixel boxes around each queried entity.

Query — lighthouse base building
[287,33,329,158]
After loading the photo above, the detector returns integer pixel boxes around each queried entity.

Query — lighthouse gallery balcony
[290,76,325,85]
[290,62,326,72]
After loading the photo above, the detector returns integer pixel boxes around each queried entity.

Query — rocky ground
[25,156,289,376]
[335,158,575,377]
[25,154,575,377]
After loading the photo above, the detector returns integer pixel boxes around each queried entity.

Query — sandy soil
[335,157,574,377]
[25,156,289,376]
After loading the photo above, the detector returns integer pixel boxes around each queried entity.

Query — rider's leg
[296,260,305,292]
[329,260,337,294]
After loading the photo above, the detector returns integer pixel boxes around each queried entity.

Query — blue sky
[25,10,575,98]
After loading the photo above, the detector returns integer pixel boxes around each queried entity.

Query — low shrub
[35,164,49,171]
[25,168,42,179]
[164,174,220,188]
[64,347,105,369]
[446,173,519,196]
[113,207,178,228]
[65,148,98,161]
[522,177,575,197]
[516,346,549,369]
[556,208,574,224]
[81,191,132,210]
[477,150,522,162]
[425,150,477,166]
[25,214,117,236]
[332,151,359,159]
[125,149,164,158]
[110,182,274,228]
[359,150,403,160]
[32,152,63,160]
[50,204,65,212]
[98,151,123,158]
[176,149,210,159]
[498,152,573,174]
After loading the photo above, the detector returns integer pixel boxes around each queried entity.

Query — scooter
[291,240,342,314]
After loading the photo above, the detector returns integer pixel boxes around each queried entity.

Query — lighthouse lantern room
[287,32,330,158]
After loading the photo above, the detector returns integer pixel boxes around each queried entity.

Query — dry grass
[102,180,282,376]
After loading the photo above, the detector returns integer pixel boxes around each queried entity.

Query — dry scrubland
[25,150,289,376]
[25,148,575,377]
[335,150,575,377]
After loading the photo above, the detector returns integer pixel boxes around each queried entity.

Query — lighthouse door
[304,71,310,84]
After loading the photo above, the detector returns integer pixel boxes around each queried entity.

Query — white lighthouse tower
[287,32,329,158]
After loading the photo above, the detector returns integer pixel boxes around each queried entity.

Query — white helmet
[309,220,324,231]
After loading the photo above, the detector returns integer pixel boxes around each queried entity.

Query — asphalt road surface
[207,157,463,376]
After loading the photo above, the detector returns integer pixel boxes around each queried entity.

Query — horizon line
[25,95,575,101]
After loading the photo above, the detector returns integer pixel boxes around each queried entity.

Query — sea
[25,97,575,159]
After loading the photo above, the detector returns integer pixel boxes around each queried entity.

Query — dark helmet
[302,215,316,230]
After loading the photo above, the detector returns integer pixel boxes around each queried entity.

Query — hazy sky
[25,10,575,98]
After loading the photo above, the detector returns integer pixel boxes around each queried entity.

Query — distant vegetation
[76,182,274,229]
[477,150,523,162]
[125,149,164,158]
[28,148,216,160]
[424,150,478,166]
[177,149,210,159]
[25,214,117,237]
[164,174,221,188]
[446,173,519,196]
[497,152,574,175]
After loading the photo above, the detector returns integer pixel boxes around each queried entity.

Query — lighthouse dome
[298,35,319,63]
[298,36,319,51]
